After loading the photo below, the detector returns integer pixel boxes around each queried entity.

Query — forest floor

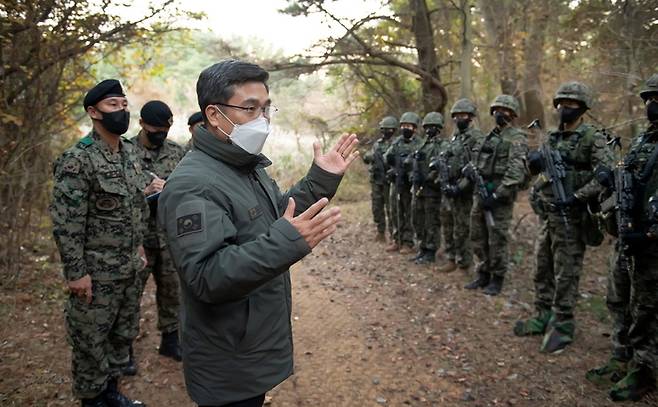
[1,198,656,407]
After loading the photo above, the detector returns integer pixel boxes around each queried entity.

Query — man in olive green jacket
[158,60,358,407]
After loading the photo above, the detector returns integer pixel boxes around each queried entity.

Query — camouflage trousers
[440,193,473,267]
[389,182,399,242]
[606,239,658,371]
[533,210,586,322]
[470,198,513,277]
[370,181,391,237]
[412,193,441,251]
[393,185,414,247]
[65,276,141,399]
[138,246,180,334]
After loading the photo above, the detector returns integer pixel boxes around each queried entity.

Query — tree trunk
[411,0,447,113]
[519,0,550,128]
[459,0,473,99]
[479,0,519,97]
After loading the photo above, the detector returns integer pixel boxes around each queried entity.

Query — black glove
[527,150,543,175]
[557,193,582,209]
[482,194,497,210]
[595,165,614,190]
[442,184,460,198]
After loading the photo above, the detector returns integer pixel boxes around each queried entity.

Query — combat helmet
[490,94,520,117]
[639,74,658,102]
[422,112,444,128]
[379,115,399,129]
[450,98,478,116]
[553,81,593,109]
[399,111,421,128]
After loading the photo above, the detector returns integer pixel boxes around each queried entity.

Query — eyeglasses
[215,103,278,118]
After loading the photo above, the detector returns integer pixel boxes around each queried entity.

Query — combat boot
[464,273,490,289]
[415,249,436,265]
[513,310,553,336]
[437,260,457,273]
[375,232,386,243]
[105,377,146,407]
[609,364,656,402]
[159,330,182,361]
[399,245,414,255]
[483,275,504,296]
[408,251,423,262]
[121,345,137,376]
[585,358,628,386]
[81,393,109,407]
[540,319,575,354]
[385,242,400,252]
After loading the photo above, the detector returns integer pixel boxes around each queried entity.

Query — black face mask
[425,127,439,138]
[146,130,168,147]
[401,128,414,139]
[558,106,586,125]
[456,118,471,132]
[382,129,395,139]
[647,101,658,123]
[97,108,130,135]
[494,112,510,127]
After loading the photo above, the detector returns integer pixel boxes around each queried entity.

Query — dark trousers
[200,394,265,407]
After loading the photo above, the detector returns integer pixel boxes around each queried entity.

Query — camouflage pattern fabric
[50,130,147,398]
[364,135,393,236]
[132,132,185,334]
[412,136,446,251]
[439,127,483,266]
[469,126,528,277]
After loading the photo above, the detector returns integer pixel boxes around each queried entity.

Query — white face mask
[215,107,271,155]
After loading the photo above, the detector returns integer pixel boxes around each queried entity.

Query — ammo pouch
[581,203,605,246]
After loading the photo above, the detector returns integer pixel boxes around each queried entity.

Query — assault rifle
[528,119,570,233]
[462,162,495,228]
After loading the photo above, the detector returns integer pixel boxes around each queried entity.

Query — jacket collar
[194,124,271,170]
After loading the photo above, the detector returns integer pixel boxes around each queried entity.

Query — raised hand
[282,197,341,248]
[313,133,359,175]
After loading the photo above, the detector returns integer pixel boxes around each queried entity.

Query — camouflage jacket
[363,135,393,185]
[445,127,484,194]
[414,136,447,196]
[537,122,613,203]
[471,125,529,198]
[50,130,148,282]
[623,125,658,222]
[131,132,186,249]
[384,134,423,190]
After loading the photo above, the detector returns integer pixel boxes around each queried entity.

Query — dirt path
[1,200,656,406]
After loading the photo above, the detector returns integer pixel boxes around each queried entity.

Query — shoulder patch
[177,213,203,237]
[61,157,82,174]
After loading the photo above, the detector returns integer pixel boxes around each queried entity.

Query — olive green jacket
[157,125,342,405]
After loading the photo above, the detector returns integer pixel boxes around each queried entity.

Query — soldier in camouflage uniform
[586,74,658,402]
[131,101,186,364]
[384,112,424,254]
[185,111,202,153]
[464,95,529,296]
[515,81,614,354]
[436,99,484,273]
[409,112,446,264]
[363,116,397,242]
[50,79,148,407]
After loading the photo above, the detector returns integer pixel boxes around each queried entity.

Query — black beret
[140,100,173,127]
[187,111,203,126]
[83,79,125,110]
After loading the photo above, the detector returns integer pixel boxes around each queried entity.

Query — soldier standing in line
[464,95,529,296]
[409,112,446,264]
[50,79,152,407]
[363,116,398,242]
[514,81,614,354]
[585,74,658,402]
[130,100,186,368]
[384,112,423,254]
[185,111,203,152]
[436,99,484,273]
